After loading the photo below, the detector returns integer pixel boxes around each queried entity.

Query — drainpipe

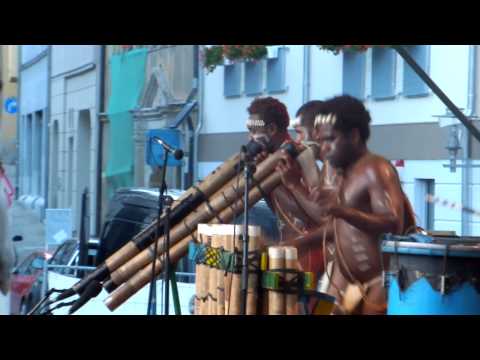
[302,45,311,103]
[95,45,106,237]
[461,45,477,236]
[43,45,52,220]
[15,46,21,198]
[193,45,204,182]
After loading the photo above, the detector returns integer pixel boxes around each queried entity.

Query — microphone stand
[162,195,173,315]
[240,146,256,315]
[147,144,170,316]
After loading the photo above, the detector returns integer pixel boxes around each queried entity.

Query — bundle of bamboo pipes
[104,145,299,310]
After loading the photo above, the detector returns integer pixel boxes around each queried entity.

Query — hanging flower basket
[202,45,393,73]
[202,45,269,73]
[317,45,392,55]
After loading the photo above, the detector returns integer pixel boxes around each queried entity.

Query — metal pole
[240,149,252,315]
[147,149,169,315]
[163,197,172,315]
[95,45,106,237]
[394,45,480,144]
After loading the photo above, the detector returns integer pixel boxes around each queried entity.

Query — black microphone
[152,136,184,160]
[68,280,103,314]
[244,138,269,159]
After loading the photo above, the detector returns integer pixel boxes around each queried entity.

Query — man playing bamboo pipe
[277,95,416,315]
[245,97,331,277]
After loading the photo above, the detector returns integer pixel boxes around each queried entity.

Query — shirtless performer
[277,95,416,315]
[245,97,326,275]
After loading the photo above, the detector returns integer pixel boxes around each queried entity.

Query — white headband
[314,113,337,128]
[292,116,302,127]
[246,118,266,128]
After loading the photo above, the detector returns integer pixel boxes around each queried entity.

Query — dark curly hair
[295,100,325,129]
[247,97,289,132]
[321,95,371,143]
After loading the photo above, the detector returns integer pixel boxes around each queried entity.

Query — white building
[18,45,50,218]
[199,45,479,236]
[48,45,102,235]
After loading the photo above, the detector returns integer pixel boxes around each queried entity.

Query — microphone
[152,137,184,160]
[244,138,269,159]
[68,280,103,314]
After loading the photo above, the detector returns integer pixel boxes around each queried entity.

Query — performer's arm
[288,185,333,226]
[281,223,334,251]
[277,153,335,226]
[330,161,405,236]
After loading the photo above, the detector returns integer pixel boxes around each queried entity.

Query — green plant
[317,45,392,54]
[202,45,393,73]
[202,45,268,73]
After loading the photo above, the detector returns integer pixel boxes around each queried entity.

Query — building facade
[0,45,18,170]
[17,45,50,218]
[102,45,197,202]
[48,45,102,235]
[199,45,479,236]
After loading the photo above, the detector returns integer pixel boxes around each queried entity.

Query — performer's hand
[277,151,302,189]
[254,151,269,164]
[310,187,337,203]
[310,187,342,218]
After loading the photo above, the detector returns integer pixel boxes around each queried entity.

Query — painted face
[248,126,271,144]
[314,123,353,169]
[247,113,275,151]
[294,124,307,143]
[294,116,318,148]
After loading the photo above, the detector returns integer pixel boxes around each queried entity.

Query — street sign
[4,97,17,114]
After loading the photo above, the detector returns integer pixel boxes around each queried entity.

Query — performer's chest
[339,176,371,211]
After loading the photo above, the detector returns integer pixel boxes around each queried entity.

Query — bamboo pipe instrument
[104,145,295,292]
[104,170,283,311]
[66,151,245,297]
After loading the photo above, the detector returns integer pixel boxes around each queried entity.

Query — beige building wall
[0,45,18,163]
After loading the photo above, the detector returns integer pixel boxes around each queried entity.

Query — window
[266,47,287,93]
[403,46,430,97]
[343,52,366,100]
[372,47,396,100]
[245,61,264,96]
[415,179,435,230]
[224,63,242,98]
